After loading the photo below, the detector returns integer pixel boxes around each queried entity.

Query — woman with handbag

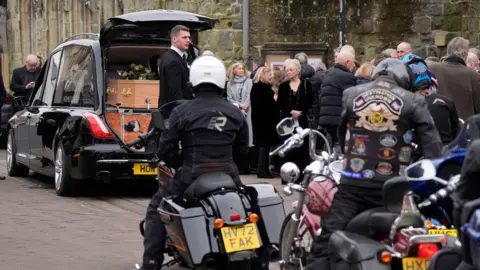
[277,59,313,183]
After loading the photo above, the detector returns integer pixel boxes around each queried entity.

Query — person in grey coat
[227,62,254,173]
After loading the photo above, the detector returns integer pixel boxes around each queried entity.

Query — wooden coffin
[106,79,159,109]
[105,111,152,144]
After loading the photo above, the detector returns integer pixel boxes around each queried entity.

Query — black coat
[277,79,313,129]
[158,49,192,107]
[0,71,5,108]
[10,66,41,98]
[318,63,356,127]
[307,70,326,127]
[250,82,280,146]
[426,93,460,145]
[355,76,371,85]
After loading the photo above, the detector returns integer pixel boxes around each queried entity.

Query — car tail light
[83,112,114,139]
[417,243,439,259]
[230,214,241,221]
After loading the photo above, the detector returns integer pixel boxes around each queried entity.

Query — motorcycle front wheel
[279,211,314,270]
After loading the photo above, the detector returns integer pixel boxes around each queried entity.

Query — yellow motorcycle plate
[428,229,457,237]
[221,223,261,253]
[402,257,430,270]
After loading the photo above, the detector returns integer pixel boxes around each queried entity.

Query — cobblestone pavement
[0,150,294,270]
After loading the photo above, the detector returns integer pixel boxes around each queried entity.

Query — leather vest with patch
[341,88,415,183]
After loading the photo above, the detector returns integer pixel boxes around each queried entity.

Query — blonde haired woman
[355,63,375,84]
[251,66,280,178]
[227,62,254,174]
[277,59,313,183]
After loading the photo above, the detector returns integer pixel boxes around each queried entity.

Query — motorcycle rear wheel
[279,211,314,270]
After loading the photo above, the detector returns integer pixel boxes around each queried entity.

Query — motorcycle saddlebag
[464,207,480,269]
[245,183,286,245]
[460,197,480,265]
[328,231,390,270]
[159,198,211,266]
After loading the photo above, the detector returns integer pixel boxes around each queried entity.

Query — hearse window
[38,51,62,106]
[32,51,62,107]
[52,45,95,108]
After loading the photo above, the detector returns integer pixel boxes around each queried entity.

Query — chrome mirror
[405,159,437,181]
[276,118,298,137]
[280,162,300,183]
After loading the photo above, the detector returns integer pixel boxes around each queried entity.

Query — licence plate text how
[402,257,430,270]
[133,163,157,175]
[428,229,457,237]
[221,223,261,253]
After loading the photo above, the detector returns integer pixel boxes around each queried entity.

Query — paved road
[0,150,294,270]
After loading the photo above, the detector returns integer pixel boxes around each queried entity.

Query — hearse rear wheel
[55,142,79,197]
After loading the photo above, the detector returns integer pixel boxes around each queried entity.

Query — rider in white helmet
[139,56,251,270]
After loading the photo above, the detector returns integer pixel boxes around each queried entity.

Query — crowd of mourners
[221,36,480,182]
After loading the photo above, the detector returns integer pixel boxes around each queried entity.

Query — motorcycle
[126,101,286,270]
[268,117,342,269]
[271,118,453,270]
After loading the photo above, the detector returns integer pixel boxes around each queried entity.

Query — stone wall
[5,0,480,83]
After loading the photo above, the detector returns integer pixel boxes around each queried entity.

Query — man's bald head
[336,50,356,72]
[397,42,412,59]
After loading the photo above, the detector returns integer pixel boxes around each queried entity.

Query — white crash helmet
[189,55,226,89]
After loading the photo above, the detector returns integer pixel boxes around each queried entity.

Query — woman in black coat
[277,60,313,182]
[251,66,280,178]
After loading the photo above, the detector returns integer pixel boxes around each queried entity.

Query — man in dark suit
[158,25,194,107]
[10,54,41,107]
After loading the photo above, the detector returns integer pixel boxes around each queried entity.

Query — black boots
[257,146,274,179]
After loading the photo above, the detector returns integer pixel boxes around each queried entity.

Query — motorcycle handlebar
[418,175,460,208]
[270,128,311,157]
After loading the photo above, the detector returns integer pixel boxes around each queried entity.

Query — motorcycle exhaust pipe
[269,246,280,262]
[203,257,216,270]
[264,245,280,262]
[96,170,111,178]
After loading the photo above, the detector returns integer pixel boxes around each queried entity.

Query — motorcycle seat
[345,207,398,239]
[184,172,238,200]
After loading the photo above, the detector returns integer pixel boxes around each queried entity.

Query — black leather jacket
[156,90,249,184]
[338,76,443,188]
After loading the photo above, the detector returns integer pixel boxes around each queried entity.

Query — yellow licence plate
[221,223,261,253]
[402,257,430,270]
[133,163,157,175]
[428,229,458,237]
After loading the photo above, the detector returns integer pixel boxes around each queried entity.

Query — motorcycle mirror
[151,111,166,130]
[276,117,298,137]
[280,162,301,183]
[405,159,437,181]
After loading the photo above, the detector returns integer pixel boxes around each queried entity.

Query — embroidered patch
[351,134,369,156]
[379,134,398,147]
[341,170,362,179]
[350,158,365,173]
[377,147,397,160]
[403,129,413,144]
[353,89,404,132]
[376,162,393,175]
[399,146,413,163]
[362,169,375,179]
[344,130,351,153]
